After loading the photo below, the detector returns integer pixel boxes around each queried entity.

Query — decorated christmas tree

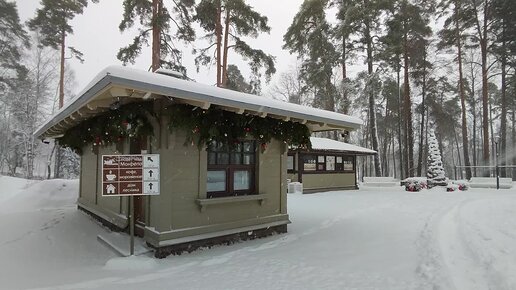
[427,130,447,187]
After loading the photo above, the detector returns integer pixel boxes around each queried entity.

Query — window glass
[207,170,226,192]
[303,155,316,171]
[344,156,354,171]
[243,154,254,165]
[230,153,242,165]
[326,156,335,171]
[207,140,256,197]
[217,142,227,151]
[336,156,343,163]
[287,155,295,171]
[233,170,251,191]
[243,141,253,152]
[318,156,325,163]
[208,152,217,165]
[208,141,218,151]
[234,142,242,152]
[218,153,229,165]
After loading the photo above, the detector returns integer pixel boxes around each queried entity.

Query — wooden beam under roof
[291,118,307,124]
[176,99,211,110]
[77,107,96,117]
[86,99,114,111]
[219,106,245,114]
[109,87,131,98]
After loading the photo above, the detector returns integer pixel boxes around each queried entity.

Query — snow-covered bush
[451,180,469,191]
[446,184,459,192]
[427,130,447,187]
[404,177,427,192]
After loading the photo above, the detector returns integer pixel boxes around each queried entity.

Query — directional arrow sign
[102,154,160,196]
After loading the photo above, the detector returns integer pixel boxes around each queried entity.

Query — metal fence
[453,165,516,186]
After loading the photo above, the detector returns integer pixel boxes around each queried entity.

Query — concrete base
[303,185,358,194]
[97,232,152,257]
[152,224,288,259]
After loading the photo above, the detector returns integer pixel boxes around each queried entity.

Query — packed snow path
[0,176,515,290]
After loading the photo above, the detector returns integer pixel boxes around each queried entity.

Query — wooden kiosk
[35,66,363,257]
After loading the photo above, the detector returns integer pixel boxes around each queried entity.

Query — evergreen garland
[58,102,155,154]
[57,102,312,154]
[165,104,311,150]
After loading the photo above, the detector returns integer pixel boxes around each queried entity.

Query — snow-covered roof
[35,66,363,139]
[308,137,377,155]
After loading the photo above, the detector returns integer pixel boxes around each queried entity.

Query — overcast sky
[15,0,305,96]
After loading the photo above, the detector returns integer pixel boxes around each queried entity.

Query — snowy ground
[0,175,515,290]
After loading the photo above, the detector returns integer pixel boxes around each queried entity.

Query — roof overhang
[35,66,363,139]
[302,137,377,155]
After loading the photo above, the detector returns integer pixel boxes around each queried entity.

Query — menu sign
[102,154,160,196]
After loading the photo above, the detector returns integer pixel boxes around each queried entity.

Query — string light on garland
[57,102,311,154]
[58,102,155,153]
[166,104,311,151]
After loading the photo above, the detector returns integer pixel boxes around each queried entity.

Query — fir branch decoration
[57,102,311,154]
[58,102,155,154]
[165,104,311,150]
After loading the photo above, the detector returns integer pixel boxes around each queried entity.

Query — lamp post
[494,135,500,190]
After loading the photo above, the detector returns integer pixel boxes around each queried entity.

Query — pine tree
[194,0,275,88]
[118,0,195,73]
[28,0,97,179]
[28,0,96,109]
[330,0,356,115]
[491,0,516,177]
[340,0,393,177]
[283,0,339,112]
[438,0,474,179]
[0,0,30,88]
[225,64,253,93]
[427,129,447,187]
[383,0,432,178]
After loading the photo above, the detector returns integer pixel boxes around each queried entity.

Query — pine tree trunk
[59,30,65,109]
[55,29,66,179]
[221,8,230,87]
[454,130,463,178]
[365,20,382,177]
[511,92,516,181]
[403,32,414,177]
[397,67,404,179]
[480,11,490,173]
[47,143,55,179]
[341,36,348,114]
[489,101,495,176]
[470,64,477,177]
[216,1,222,87]
[500,25,507,177]
[417,49,427,177]
[151,0,161,72]
[456,2,472,180]
[392,133,396,178]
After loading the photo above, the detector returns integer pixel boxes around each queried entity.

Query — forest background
[1,0,515,180]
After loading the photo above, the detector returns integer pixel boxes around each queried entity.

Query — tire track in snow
[447,198,516,290]
[437,200,490,290]
[415,201,458,290]
[416,196,513,290]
